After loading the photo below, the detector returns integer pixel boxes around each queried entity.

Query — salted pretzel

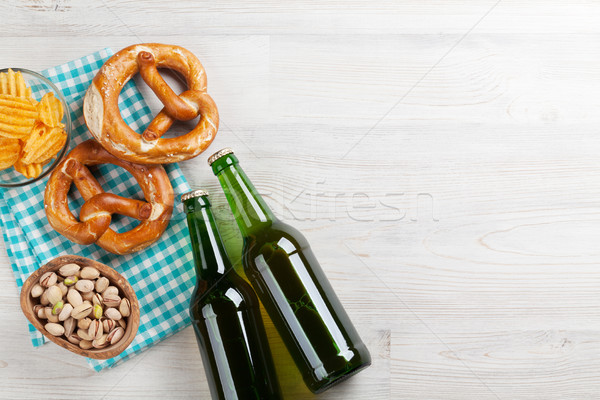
[83,43,219,164]
[44,140,174,255]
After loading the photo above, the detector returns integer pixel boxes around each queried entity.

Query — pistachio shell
[80,266,100,280]
[45,285,63,305]
[88,319,103,340]
[92,293,103,306]
[58,263,80,277]
[79,340,93,350]
[82,291,94,301]
[75,279,94,293]
[67,333,81,345]
[71,303,93,319]
[45,322,64,336]
[63,317,76,337]
[95,277,109,293]
[39,271,57,287]
[37,307,47,319]
[31,284,44,298]
[92,334,109,349]
[107,327,125,345]
[77,328,93,341]
[104,308,122,321]
[40,290,49,306]
[119,298,131,317]
[103,286,118,297]
[67,288,83,307]
[103,319,116,332]
[58,282,68,296]
[103,294,121,308]
[77,317,92,330]
[44,307,59,322]
[58,303,73,321]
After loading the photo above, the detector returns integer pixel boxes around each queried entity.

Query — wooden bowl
[20,255,140,359]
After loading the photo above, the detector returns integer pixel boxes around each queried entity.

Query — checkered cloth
[0,49,196,371]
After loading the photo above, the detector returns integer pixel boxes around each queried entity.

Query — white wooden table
[2,1,600,399]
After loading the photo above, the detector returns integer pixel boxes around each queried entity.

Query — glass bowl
[0,68,71,188]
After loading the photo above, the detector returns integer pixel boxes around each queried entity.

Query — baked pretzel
[83,43,219,164]
[44,140,174,255]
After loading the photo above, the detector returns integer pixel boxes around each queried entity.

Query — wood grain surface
[1,1,600,399]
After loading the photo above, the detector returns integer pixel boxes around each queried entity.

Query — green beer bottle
[208,149,371,393]
[182,189,282,400]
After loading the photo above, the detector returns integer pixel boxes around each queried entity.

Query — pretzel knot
[83,43,219,164]
[44,140,175,255]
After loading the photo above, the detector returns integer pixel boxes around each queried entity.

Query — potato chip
[0,137,21,170]
[21,123,67,165]
[0,94,38,138]
[14,158,43,179]
[36,92,63,128]
[0,69,29,99]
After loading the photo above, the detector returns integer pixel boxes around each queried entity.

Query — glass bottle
[182,189,282,400]
[208,149,371,394]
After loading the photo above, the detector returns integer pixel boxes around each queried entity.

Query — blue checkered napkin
[0,49,197,371]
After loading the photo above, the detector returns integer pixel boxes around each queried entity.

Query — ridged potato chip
[0,137,21,170]
[0,69,31,99]
[21,123,67,165]
[36,92,63,128]
[0,94,38,139]
[14,158,43,179]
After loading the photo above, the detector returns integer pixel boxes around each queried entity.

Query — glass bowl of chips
[0,68,71,188]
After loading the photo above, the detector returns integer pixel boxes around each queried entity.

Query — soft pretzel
[83,43,219,164]
[44,140,174,255]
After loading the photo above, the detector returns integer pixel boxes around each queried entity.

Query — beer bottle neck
[211,154,275,237]
[183,196,231,284]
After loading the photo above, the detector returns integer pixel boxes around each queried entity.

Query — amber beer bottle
[209,149,371,393]
[182,189,282,400]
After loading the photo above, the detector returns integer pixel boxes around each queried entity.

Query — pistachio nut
[79,340,93,350]
[39,271,57,287]
[80,267,100,280]
[92,293,103,306]
[103,286,119,297]
[119,298,131,317]
[36,306,47,319]
[103,294,121,308]
[45,322,64,336]
[103,319,116,333]
[88,319,104,340]
[95,277,109,293]
[63,317,76,337]
[40,290,49,306]
[77,328,93,341]
[67,288,83,307]
[107,327,125,345]
[31,284,44,298]
[44,307,59,323]
[92,334,109,349]
[67,333,81,345]
[104,308,122,321]
[58,263,80,277]
[58,303,73,321]
[77,317,92,330]
[63,276,78,286]
[82,291,94,301]
[71,303,93,320]
[45,285,63,305]
[57,282,68,296]
[93,304,103,319]
[52,301,64,316]
[75,279,94,293]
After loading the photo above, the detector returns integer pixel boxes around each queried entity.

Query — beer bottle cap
[207,148,234,166]
[181,189,209,202]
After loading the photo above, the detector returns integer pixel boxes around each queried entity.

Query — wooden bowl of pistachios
[20,255,140,359]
